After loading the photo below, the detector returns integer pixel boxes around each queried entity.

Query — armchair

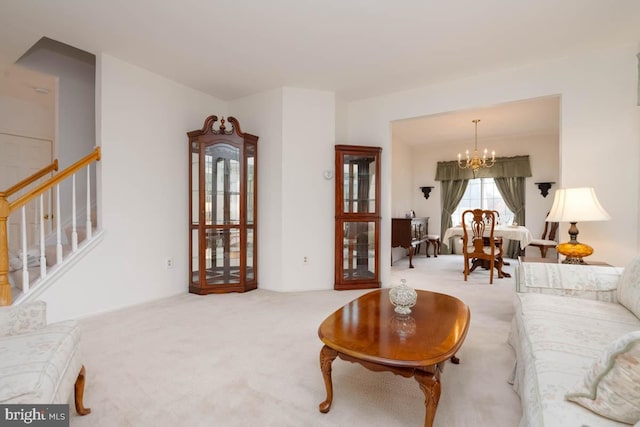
[0,301,90,415]
[528,214,559,258]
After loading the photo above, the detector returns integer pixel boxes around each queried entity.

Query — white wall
[281,88,335,291]
[0,96,54,140]
[229,88,285,291]
[230,87,336,292]
[40,54,227,322]
[335,96,349,142]
[349,44,640,278]
[391,138,415,218]
[390,136,414,263]
[17,38,95,168]
[17,39,97,225]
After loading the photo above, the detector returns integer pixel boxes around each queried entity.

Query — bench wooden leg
[426,239,440,258]
[74,365,91,415]
[408,246,415,268]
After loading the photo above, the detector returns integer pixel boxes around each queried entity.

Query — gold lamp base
[556,242,594,264]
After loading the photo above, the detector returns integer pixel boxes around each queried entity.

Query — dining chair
[485,209,508,265]
[462,209,503,284]
[529,214,559,258]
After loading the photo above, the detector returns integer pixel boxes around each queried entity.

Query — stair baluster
[72,175,78,252]
[33,196,38,248]
[55,184,62,265]
[39,195,46,280]
[21,206,29,294]
[86,166,92,240]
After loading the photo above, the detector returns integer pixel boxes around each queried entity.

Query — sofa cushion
[517,263,623,302]
[511,293,639,426]
[618,256,640,318]
[566,330,640,424]
[0,320,80,404]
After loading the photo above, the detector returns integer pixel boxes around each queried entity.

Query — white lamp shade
[546,187,611,222]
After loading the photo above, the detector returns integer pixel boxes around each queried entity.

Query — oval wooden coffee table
[318,288,470,427]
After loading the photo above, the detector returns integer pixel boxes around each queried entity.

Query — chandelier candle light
[458,119,495,172]
[545,187,611,264]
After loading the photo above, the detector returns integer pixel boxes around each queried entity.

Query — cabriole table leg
[319,345,338,413]
[415,367,441,427]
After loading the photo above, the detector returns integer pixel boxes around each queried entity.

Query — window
[451,178,514,225]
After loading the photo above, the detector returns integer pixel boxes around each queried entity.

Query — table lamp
[546,187,611,264]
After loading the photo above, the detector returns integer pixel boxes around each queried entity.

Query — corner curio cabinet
[334,145,381,290]
[188,116,258,294]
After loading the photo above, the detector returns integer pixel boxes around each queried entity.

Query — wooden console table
[391,217,430,268]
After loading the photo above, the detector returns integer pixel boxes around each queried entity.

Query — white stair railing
[0,147,101,305]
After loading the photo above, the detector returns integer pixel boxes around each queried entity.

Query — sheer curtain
[494,177,526,258]
[439,179,468,254]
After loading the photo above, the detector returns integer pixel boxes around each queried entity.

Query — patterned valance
[435,155,532,181]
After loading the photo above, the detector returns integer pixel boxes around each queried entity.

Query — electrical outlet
[165,257,174,269]
[303,256,309,264]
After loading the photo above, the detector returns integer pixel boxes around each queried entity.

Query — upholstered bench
[425,234,441,257]
[0,301,90,415]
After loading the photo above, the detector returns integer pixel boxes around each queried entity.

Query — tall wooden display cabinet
[188,116,258,294]
[334,145,381,290]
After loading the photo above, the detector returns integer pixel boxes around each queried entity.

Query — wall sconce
[535,182,555,198]
[419,186,434,200]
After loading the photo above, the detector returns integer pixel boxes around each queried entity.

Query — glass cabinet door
[190,142,200,285]
[342,221,377,280]
[334,145,381,290]
[204,143,240,285]
[342,154,377,214]
[246,143,256,281]
[205,143,240,226]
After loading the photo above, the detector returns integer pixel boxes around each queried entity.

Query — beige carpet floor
[70,254,522,426]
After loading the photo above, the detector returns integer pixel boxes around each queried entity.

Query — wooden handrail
[0,160,59,198]
[9,147,101,213]
[0,146,101,306]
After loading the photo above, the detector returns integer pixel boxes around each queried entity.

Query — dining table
[442,224,534,250]
[442,225,534,278]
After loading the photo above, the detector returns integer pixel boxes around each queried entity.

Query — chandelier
[458,119,495,172]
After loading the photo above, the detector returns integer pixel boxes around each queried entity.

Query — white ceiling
[0,1,637,144]
[1,0,639,102]
[392,96,561,146]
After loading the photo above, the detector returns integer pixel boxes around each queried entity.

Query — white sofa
[510,258,640,426]
[0,301,90,415]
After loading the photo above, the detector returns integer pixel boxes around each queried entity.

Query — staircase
[9,213,102,304]
[0,147,102,305]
